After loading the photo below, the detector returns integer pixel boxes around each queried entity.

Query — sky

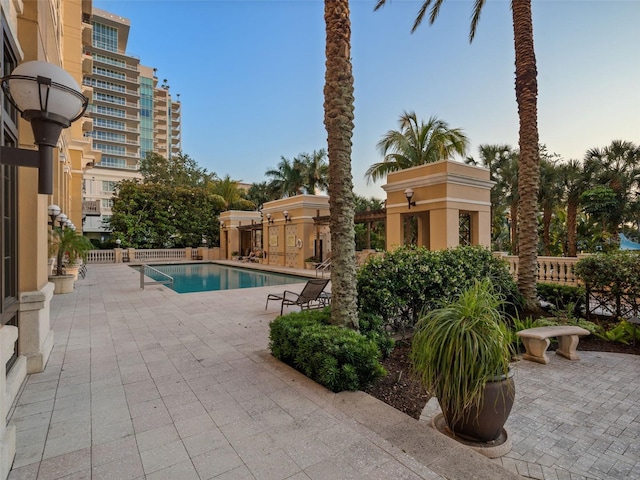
[93,0,640,199]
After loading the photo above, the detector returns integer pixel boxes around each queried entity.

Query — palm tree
[210,175,254,210]
[324,0,358,329]
[375,0,541,309]
[265,156,305,198]
[365,111,468,183]
[584,140,640,236]
[538,152,563,256]
[466,144,514,248]
[299,149,329,194]
[559,159,589,256]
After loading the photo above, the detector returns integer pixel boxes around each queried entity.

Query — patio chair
[265,278,330,315]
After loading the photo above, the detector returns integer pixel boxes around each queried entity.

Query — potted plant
[231,251,239,261]
[305,256,319,270]
[411,279,515,442]
[48,228,93,293]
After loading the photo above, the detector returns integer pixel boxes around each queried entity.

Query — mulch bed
[365,335,640,420]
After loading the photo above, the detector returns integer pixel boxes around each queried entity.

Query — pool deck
[6,262,640,479]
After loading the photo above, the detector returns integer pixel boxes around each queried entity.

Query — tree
[265,150,329,198]
[299,149,329,194]
[584,140,640,236]
[537,147,563,256]
[365,111,468,184]
[375,0,541,309]
[265,156,305,198]
[466,144,515,251]
[210,175,255,210]
[246,181,278,208]
[559,159,589,256]
[109,180,225,248]
[324,0,358,329]
[140,152,215,187]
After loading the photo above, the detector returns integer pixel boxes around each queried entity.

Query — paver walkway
[6,262,639,479]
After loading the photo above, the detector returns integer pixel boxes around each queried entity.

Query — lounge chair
[265,278,330,315]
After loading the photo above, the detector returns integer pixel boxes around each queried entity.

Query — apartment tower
[82,7,181,242]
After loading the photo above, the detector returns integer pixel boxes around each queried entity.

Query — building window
[102,180,118,192]
[459,213,472,247]
[1,28,19,373]
[92,22,118,52]
[102,199,114,208]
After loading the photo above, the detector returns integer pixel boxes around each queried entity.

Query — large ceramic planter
[442,368,515,442]
[48,275,75,294]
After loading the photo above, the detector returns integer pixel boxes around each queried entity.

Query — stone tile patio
[6,262,639,479]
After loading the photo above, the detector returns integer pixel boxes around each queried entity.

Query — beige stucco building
[220,195,331,269]
[383,160,494,251]
[0,1,101,477]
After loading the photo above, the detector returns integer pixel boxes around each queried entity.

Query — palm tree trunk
[324,0,358,329]
[512,0,540,310]
[567,200,578,256]
[542,206,551,255]
[510,202,518,255]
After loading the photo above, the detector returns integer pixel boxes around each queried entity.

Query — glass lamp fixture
[404,188,416,209]
[0,61,88,194]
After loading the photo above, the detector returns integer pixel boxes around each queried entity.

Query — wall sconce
[267,213,273,224]
[404,188,416,209]
[283,210,291,223]
[220,221,225,228]
[0,61,88,194]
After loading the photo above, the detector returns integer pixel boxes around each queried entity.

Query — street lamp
[0,61,88,194]
[404,188,416,209]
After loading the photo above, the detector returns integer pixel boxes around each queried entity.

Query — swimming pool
[136,263,310,294]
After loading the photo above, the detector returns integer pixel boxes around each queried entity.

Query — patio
[6,263,640,479]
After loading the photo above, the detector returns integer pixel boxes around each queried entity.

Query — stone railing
[494,253,585,286]
[86,250,115,263]
[86,247,221,264]
[133,249,186,262]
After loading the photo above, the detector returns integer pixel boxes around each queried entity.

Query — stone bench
[516,326,590,364]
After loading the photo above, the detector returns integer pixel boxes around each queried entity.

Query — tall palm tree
[466,144,514,248]
[538,156,563,256]
[365,111,468,183]
[559,159,589,256]
[210,175,254,210]
[375,0,541,309]
[324,0,358,329]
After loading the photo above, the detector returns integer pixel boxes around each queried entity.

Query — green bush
[269,308,387,392]
[575,251,640,295]
[536,283,585,313]
[356,245,521,331]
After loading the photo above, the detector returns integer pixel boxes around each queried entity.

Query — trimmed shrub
[269,308,387,392]
[536,283,585,316]
[356,245,521,331]
[575,251,640,295]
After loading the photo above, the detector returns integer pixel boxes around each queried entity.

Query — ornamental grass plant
[411,279,514,423]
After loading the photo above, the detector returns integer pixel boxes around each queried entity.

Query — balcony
[82,116,93,133]
[82,200,101,217]
[82,53,93,75]
[82,19,93,45]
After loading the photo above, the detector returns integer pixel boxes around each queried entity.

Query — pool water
[136,263,309,294]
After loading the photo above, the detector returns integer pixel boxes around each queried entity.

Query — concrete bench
[516,326,590,364]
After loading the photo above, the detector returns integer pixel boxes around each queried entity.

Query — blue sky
[94,0,640,199]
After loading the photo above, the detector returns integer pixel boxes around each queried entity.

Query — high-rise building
[82,7,182,242]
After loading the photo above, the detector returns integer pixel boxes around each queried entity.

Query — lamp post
[0,61,88,195]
